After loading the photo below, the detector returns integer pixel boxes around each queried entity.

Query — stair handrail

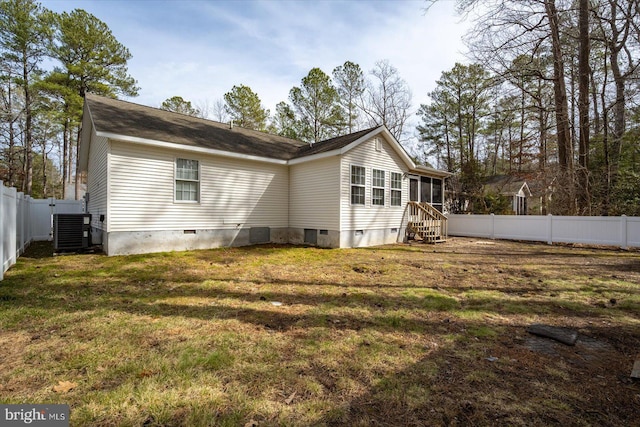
[407,201,446,221]
[406,201,448,241]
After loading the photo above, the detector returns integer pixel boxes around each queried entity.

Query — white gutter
[412,164,453,178]
[287,149,340,165]
[95,131,289,165]
[94,128,451,177]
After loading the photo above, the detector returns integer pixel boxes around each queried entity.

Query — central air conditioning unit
[53,213,92,251]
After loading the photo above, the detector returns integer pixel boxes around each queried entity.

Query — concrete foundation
[105,227,288,256]
[289,228,340,248]
[340,227,406,248]
[101,226,405,256]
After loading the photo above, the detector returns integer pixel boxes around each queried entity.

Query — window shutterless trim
[175,157,200,203]
[372,168,385,206]
[390,171,402,206]
[350,164,366,206]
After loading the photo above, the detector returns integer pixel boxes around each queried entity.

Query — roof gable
[289,126,419,172]
[293,127,380,158]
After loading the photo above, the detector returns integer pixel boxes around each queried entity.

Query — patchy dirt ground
[337,239,640,426]
[0,238,639,426]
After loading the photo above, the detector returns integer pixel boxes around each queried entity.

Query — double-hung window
[372,169,385,206]
[351,165,365,205]
[175,158,199,202]
[390,172,402,206]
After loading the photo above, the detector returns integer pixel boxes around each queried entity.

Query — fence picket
[0,181,3,281]
[448,214,639,249]
[1,181,84,280]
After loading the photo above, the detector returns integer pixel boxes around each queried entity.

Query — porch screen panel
[432,178,443,212]
[409,178,418,202]
[420,176,431,204]
[433,179,442,202]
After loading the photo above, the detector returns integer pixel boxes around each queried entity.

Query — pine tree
[289,68,344,143]
[223,84,269,130]
[0,0,52,195]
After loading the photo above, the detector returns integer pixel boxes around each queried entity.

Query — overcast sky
[42,0,471,146]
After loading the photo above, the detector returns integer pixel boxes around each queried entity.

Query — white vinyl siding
[290,156,340,230]
[391,172,402,206]
[86,130,109,231]
[350,165,366,205]
[372,169,385,206]
[340,136,409,231]
[109,140,289,231]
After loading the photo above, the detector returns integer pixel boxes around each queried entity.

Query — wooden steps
[406,202,448,243]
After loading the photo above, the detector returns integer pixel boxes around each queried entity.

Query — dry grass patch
[0,238,639,426]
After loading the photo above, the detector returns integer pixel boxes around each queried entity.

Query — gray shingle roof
[85,94,388,162]
[484,175,531,195]
[79,95,463,181]
[85,93,307,161]
[292,126,382,158]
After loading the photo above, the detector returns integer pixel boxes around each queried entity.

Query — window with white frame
[351,165,365,205]
[391,172,402,206]
[372,169,385,206]
[175,158,199,202]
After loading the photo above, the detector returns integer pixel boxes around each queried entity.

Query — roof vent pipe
[229,120,233,130]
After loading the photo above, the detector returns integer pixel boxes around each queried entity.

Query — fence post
[17,192,23,257]
[621,215,628,250]
[547,214,553,245]
[20,195,24,252]
[25,195,31,247]
[490,213,495,239]
[0,181,4,281]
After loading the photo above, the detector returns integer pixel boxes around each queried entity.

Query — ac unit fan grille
[54,214,91,251]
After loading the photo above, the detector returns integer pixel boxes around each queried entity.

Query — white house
[79,94,450,255]
[484,175,533,215]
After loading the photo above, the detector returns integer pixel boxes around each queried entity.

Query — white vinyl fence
[448,214,640,249]
[1,181,84,280]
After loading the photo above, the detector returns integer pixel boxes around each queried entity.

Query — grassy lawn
[0,238,639,426]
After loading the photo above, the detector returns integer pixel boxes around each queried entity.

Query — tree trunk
[519,83,526,172]
[443,114,453,171]
[609,48,625,184]
[537,79,547,172]
[457,87,464,168]
[508,124,514,172]
[577,0,591,214]
[600,73,610,215]
[23,52,33,195]
[62,118,69,199]
[42,151,47,197]
[606,0,634,209]
[75,126,81,200]
[544,0,575,213]
[589,69,600,135]
[7,79,16,187]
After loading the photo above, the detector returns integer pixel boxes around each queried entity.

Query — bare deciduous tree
[211,98,229,123]
[360,60,412,142]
